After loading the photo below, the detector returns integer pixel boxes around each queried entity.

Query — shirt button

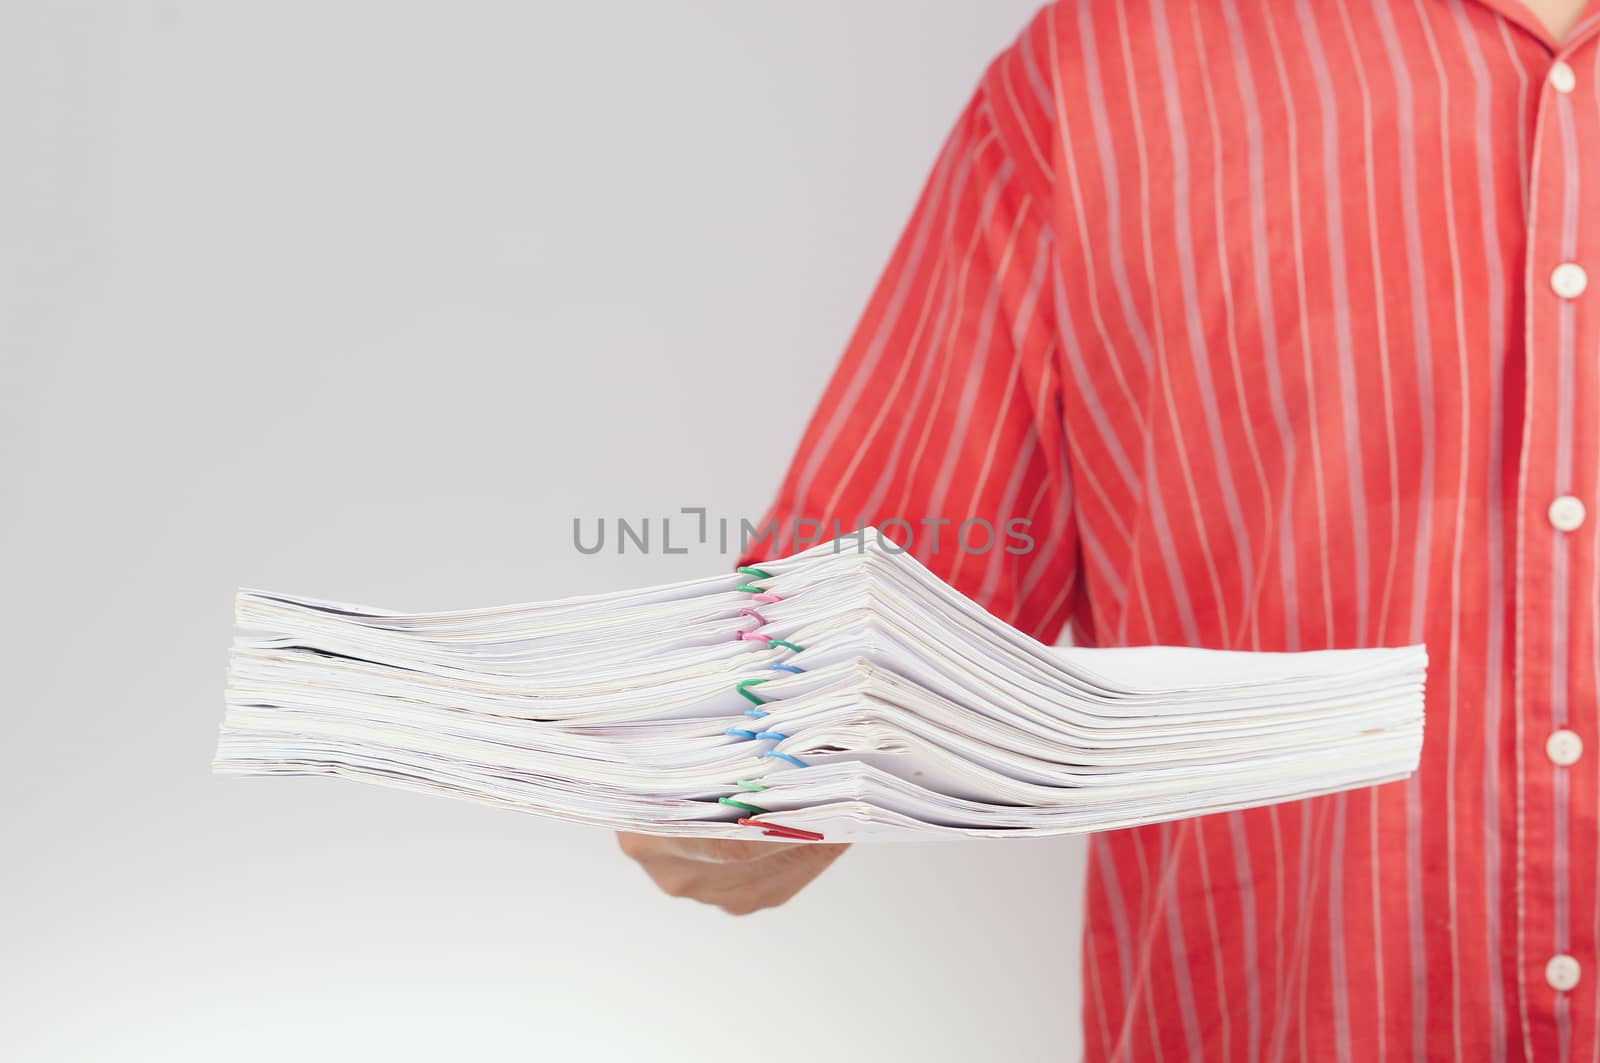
[1551,60,1577,94]
[1549,495,1587,532]
[1548,730,1584,766]
[1552,262,1589,298]
[1548,955,1582,992]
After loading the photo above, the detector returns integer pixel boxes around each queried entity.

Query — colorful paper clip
[716,564,823,841]
[736,817,825,842]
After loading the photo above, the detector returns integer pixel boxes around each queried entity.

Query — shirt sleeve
[738,25,1080,642]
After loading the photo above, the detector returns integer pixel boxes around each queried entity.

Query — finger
[699,846,850,914]
[631,840,851,912]
[652,836,821,865]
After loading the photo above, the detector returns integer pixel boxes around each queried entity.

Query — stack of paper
[214,532,1427,842]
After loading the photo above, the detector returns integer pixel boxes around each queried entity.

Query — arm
[623,17,1080,912]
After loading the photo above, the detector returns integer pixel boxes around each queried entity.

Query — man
[619,1,1600,1057]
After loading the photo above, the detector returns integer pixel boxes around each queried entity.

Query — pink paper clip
[751,593,783,604]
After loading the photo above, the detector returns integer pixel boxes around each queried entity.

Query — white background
[2,2,1086,1059]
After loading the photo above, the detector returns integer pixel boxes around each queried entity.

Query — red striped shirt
[744,1,1600,1058]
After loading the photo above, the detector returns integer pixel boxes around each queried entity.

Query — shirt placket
[1516,26,1600,1061]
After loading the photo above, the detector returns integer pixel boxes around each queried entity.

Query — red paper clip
[737,817,825,842]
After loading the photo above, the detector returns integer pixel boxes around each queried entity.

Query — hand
[616,832,849,915]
